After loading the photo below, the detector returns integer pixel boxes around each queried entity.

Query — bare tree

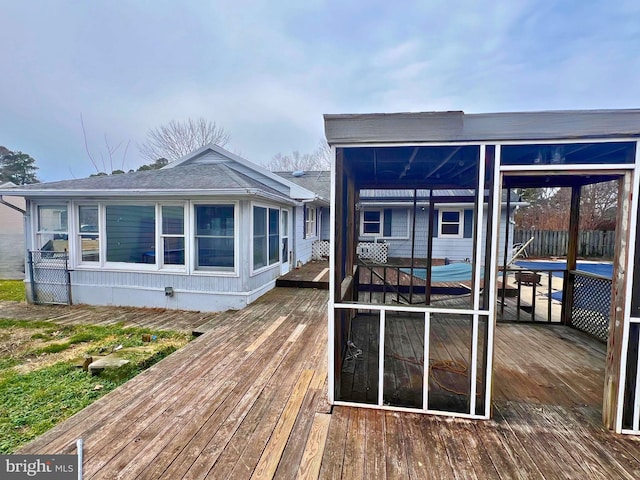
[268,139,331,171]
[139,118,230,163]
[580,180,618,230]
[81,113,130,176]
[515,181,618,231]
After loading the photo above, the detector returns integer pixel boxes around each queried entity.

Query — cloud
[1,0,639,181]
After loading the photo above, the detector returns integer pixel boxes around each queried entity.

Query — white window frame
[305,205,317,239]
[251,202,281,275]
[359,208,409,240]
[192,201,238,276]
[76,204,100,265]
[71,201,189,272]
[102,202,159,271]
[439,208,464,239]
[360,210,382,236]
[159,204,187,271]
[32,203,70,266]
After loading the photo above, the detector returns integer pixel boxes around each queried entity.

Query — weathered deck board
[276,261,330,289]
[12,287,640,479]
[296,413,332,480]
[0,299,214,332]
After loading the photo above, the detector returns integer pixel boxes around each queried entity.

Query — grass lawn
[0,280,26,302]
[0,319,191,453]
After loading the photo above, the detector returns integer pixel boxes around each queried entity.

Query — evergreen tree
[0,149,39,184]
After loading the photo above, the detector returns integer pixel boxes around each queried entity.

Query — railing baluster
[548,271,552,323]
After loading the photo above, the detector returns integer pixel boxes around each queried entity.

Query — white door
[280,209,291,274]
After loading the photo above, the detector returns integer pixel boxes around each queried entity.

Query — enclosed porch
[325,110,640,435]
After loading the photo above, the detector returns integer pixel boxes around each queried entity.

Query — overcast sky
[2,0,640,182]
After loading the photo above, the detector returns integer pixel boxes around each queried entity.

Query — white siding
[293,205,315,265]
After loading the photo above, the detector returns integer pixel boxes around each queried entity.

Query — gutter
[0,195,26,214]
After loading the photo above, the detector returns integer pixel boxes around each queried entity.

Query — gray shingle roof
[1,163,288,199]
[275,171,330,201]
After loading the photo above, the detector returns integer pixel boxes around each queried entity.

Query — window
[305,206,317,238]
[36,205,68,251]
[281,209,289,263]
[78,205,99,262]
[195,205,235,270]
[439,209,463,238]
[253,206,280,270]
[362,210,381,235]
[161,206,185,266]
[359,209,406,238]
[106,205,156,263]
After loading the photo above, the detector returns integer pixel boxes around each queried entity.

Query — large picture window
[253,206,280,270]
[195,205,235,270]
[106,205,156,263]
[37,205,68,251]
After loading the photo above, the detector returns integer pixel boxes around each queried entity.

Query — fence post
[65,249,72,305]
[27,250,36,304]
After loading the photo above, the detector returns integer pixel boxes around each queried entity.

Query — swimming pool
[514,261,613,279]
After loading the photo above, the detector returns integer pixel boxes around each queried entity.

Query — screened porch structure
[325,109,640,434]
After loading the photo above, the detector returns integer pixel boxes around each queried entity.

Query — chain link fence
[570,271,611,342]
[28,250,71,305]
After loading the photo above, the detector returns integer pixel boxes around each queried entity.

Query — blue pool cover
[400,263,477,282]
[514,261,613,279]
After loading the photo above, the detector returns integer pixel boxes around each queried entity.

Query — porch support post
[500,187,511,316]
[333,149,345,301]
[604,171,634,430]
[561,185,581,326]
[409,188,417,303]
[426,190,435,305]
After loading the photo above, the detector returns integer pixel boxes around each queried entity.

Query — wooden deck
[0,300,216,333]
[276,261,329,289]
[14,288,640,479]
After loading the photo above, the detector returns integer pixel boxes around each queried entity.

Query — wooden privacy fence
[513,229,615,258]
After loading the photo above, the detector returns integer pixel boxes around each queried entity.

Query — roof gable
[0,145,321,202]
[167,144,318,200]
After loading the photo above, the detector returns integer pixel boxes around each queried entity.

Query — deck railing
[353,263,613,339]
[569,270,612,342]
[500,267,562,323]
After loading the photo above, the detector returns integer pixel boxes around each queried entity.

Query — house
[0,144,328,311]
[0,182,26,279]
[274,170,331,260]
[324,108,640,435]
[356,188,522,263]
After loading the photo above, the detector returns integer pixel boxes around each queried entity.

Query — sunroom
[1,144,326,312]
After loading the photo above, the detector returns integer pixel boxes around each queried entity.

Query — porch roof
[324,108,640,145]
